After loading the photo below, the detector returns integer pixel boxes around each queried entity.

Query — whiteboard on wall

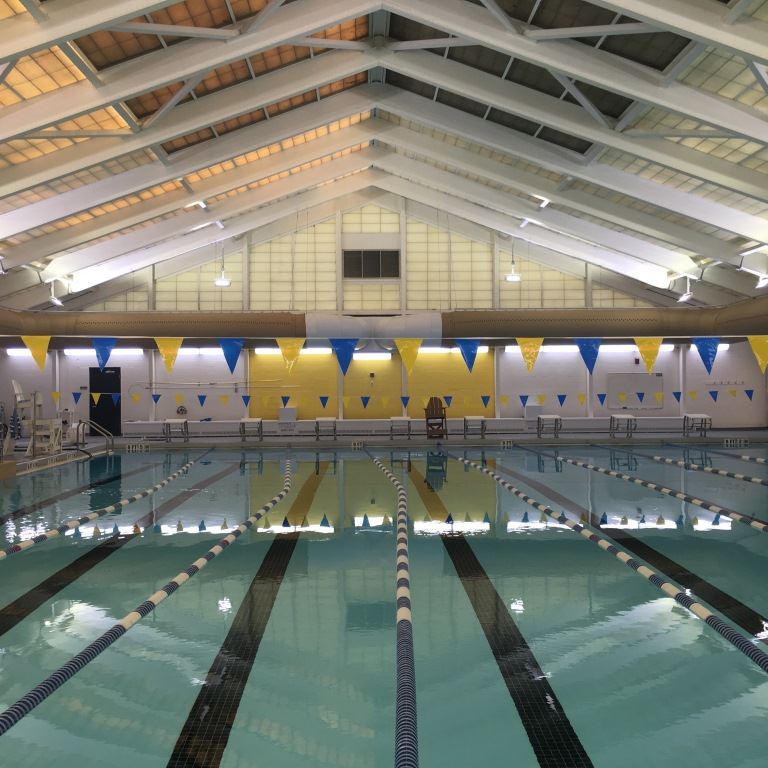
[606,372,663,410]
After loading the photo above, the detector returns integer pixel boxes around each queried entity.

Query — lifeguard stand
[424,396,447,439]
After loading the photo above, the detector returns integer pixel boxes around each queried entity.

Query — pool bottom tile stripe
[453,455,768,676]
[167,533,300,768]
[491,462,768,645]
[0,461,161,526]
[0,448,215,561]
[168,464,328,767]
[370,454,418,768]
[442,535,594,768]
[0,463,241,640]
[529,448,768,533]
[0,462,293,737]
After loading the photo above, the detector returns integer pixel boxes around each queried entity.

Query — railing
[75,420,114,455]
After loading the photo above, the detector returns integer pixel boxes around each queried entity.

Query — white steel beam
[379,88,768,244]
[49,149,385,285]
[0,89,378,241]
[0,50,378,199]
[65,167,385,292]
[286,36,370,50]
[477,0,521,33]
[373,152,699,276]
[18,0,47,22]
[550,72,613,128]
[381,51,768,209]
[586,0,768,65]
[0,0,179,62]
[109,22,240,40]
[140,70,207,130]
[387,38,476,50]
[527,22,656,40]
[384,0,768,141]
[0,0,378,143]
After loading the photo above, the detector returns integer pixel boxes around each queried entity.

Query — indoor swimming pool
[0,444,766,768]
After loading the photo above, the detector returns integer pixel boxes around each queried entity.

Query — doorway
[88,367,122,436]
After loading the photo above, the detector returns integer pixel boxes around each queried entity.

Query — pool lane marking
[0,462,162,526]
[452,455,768,675]
[596,444,768,488]
[491,461,768,644]
[520,446,768,533]
[370,454,419,768]
[0,449,214,560]
[0,461,293,737]
[664,442,768,467]
[409,464,593,768]
[167,464,328,768]
[0,463,241,640]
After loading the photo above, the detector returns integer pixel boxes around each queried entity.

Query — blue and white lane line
[522,446,768,534]
[599,444,768,487]
[0,462,293,737]
[0,449,213,561]
[371,455,419,768]
[451,454,768,676]
[664,442,768,467]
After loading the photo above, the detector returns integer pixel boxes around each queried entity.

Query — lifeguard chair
[424,396,447,439]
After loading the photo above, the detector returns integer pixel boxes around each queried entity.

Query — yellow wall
[342,357,402,418]
[248,352,338,419]
[406,350,495,418]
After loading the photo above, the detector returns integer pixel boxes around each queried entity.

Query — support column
[399,197,407,311]
[335,209,343,312]
[678,343,686,417]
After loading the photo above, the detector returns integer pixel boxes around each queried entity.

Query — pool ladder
[75,420,115,456]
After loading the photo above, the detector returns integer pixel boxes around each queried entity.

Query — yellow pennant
[342,396,351,408]
[728,388,738,398]
[91,393,101,405]
[21,335,51,371]
[516,338,544,372]
[634,337,663,374]
[577,393,587,406]
[688,390,698,401]
[536,393,547,406]
[219,394,230,405]
[50,391,61,404]
[130,392,142,403]
[394,338,423,375]
[618,392,627,403]
[154,337,184,373]
[175,393,184,405]
[748,336,768,373]
[421,396,430,408]
[276,338,305,372]
[500,394,510,406]
[654,391,664,403]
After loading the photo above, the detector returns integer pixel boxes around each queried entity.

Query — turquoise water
[0,446,766,766]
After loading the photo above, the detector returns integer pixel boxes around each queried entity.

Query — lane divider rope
[370,454,419,768]
[450,453,768,675]
[524,447,768,534]
[665,442,767,466]
[0,450,213,560]
[602,445,768,487]
[0,461,293,737]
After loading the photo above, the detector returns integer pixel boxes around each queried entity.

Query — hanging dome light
[214,267,231,288]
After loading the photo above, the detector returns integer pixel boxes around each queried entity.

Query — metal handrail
[76,420,114,455]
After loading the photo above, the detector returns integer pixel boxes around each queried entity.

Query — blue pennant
[319,395,329,408]
[72,391,82,404]
[443,395,453,407]
[445,513,454,525]
[362,513,371,528]
[672,391,682,402]
[152,393,162,403]
[557,394,567,406]
[281,395,290,407]
[455,339,480,372]
[242,395,251,407]
[745,389,755,400]
[198,520,206,531]
[400,395,410,408]
[197,394,207,407]
[361,396,370,409]
[217,338,244,374]
[574,338,601,374]
[481,395,491,407]
[709,390,719,402]
[111,393,121,405]
[521,511,529,523]
[597,393,607,406]
[482,511,491,524]
[636,392,645,402]
[600,512,608,525]
[692,337,720,374]
[519,394,529,407]
[320,514,330,528]
[92,337,117,371]
[329,338,358,375]
[282,516,291,528]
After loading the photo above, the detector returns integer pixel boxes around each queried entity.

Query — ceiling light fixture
[505,245,521,282]
[677,276,693,303]
[49,282,63,306]
[757,274,768,289]
[214,268,231,288]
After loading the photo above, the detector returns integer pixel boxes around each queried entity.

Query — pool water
[0,445,766,767]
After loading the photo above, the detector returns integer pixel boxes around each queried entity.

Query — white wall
[1,341,765,429]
